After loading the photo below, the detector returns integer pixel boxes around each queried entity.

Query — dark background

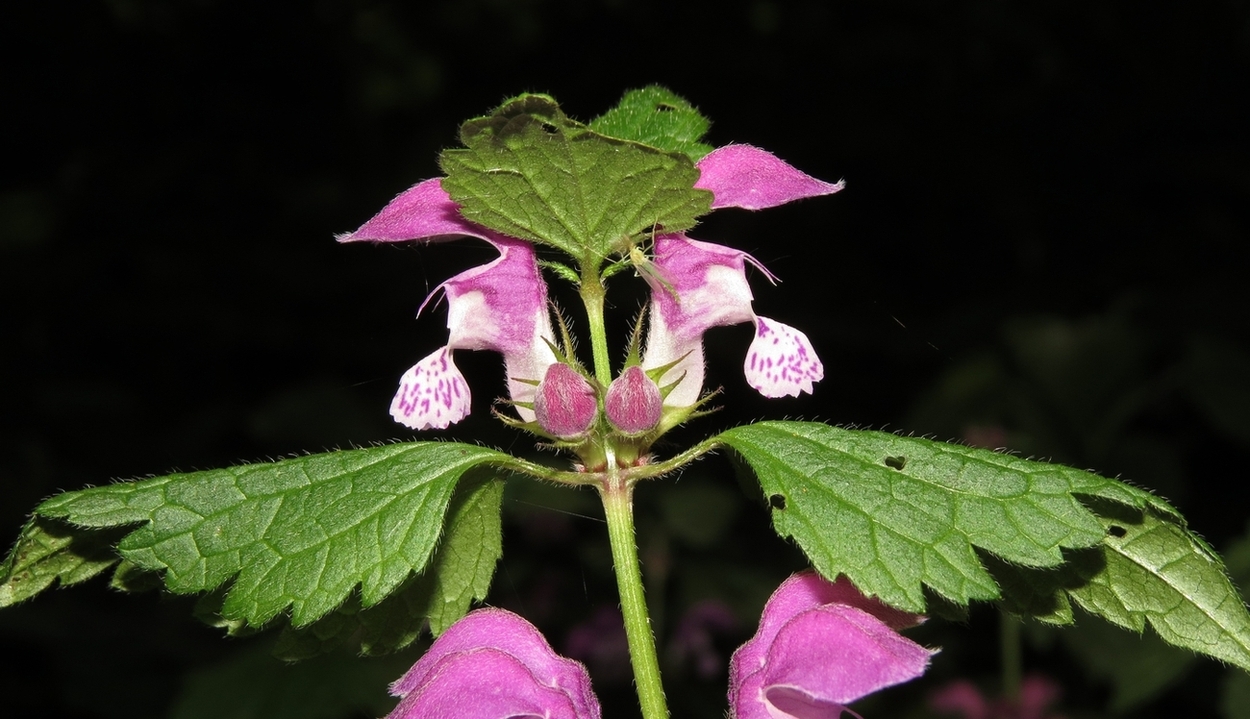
[2,1,1248,717]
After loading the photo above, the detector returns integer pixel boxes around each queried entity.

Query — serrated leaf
[719,420,1250,671]
[716,421,1177,613]
[983,552,1077,625]
[23,441,509,628]
[1065,498,1250,671]
[272,472,504,659]
[0,517,126,606]
[109,558,165,593]
[588,85,714,162]
[439,93,711,262]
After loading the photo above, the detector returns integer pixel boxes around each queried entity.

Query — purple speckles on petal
[341,176,557,430]
[743,318,824,398]
[390,347,472,430]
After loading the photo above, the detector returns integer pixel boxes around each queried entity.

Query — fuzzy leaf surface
[716,421,1180,612]
[0,517,126,606]
[440,94,711,261]
[588,85,714,162]
[1064,500,1250,671]
[26,442,510,627]
[272,473,504,659]
[719,421,1250,670]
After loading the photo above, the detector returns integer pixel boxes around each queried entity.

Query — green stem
[600,478,668,719]
[580,265,613,386]
[1000,610,1022,703]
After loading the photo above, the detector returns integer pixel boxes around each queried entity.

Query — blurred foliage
[2,0,1248,717]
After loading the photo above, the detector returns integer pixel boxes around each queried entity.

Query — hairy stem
[601,478,668,719]
[580,265,613,386]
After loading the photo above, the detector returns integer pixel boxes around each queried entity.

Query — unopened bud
[605,366,662,435]
[534,363,598,439]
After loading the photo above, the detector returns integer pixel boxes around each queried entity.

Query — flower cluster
[384,572,931,719]
[340,145,841,436]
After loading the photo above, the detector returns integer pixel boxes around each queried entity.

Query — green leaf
[718,420,1250,671]
[0,517,126,606]
[588,85,714,162]
[21,441,509,628]
[716,421,1179,613]
[439,93,711,262]
[272,472,504,659]
[1064,499,1250,671]
[109,558,165,593]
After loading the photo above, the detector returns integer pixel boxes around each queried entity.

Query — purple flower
[386,608,601,719]
[641,145,843,406]
[729,571,934,719]
[338,179,557,430]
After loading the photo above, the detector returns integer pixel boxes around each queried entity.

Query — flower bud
[604,366,662,435]
[534,363,598,439]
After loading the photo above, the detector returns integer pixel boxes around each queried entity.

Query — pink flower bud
[534,363,598,439]
[604,366,663,435]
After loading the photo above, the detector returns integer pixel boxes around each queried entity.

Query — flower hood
[339,178,556,429]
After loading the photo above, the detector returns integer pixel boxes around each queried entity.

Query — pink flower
[339,179,556,430]
[386,608,601,719]
[729,571,934,719]
[641,145,843,406]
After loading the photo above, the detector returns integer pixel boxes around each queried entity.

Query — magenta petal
[742,573,925,667]
[695,145,845,211]
[387,647,581,719]
[731,572,933,719]
[764,605,933,704]
[390,609,600,719]
[337,178,492,243]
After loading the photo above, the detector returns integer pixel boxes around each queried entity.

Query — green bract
[587,85,715,162]
[439,94,712,264]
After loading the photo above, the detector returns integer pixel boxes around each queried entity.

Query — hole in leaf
[768,494,786,510]
[884,455,907,470]
[1108,525,1127,538]
[656,103,677,112]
